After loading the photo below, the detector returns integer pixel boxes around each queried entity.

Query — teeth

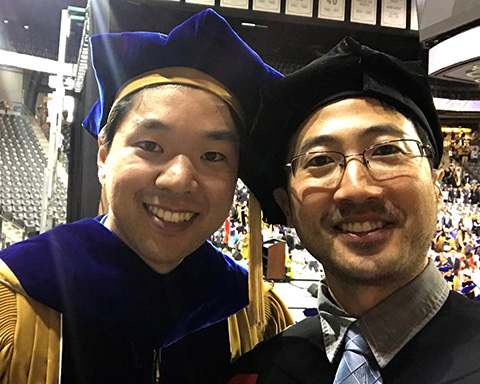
[361,222,372,232]
[341,221,385,233]
[146,205,195,223]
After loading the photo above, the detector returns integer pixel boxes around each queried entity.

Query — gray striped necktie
[333,323,383,384]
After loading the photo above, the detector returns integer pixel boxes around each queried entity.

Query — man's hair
[99,91,138,151]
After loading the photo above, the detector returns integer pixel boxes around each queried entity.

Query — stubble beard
[298,204,437,288]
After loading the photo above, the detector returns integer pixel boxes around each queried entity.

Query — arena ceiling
[1,0,479,102]
[1,0,88,34]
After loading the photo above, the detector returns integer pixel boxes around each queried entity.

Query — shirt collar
[318,283,355,363]
[318,258,449,368]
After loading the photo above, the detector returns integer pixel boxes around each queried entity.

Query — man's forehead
[139,84,229,106]
[301,98,415,133]
[288,98,419,154]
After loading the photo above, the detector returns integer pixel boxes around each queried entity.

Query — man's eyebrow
[133,118,169,131]
[297,124,407,155]
[363,123,408,139]
[133,118,239,144]
[206,130,239,145]
[298,135,336,155]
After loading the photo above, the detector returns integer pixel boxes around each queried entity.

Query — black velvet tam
[244,36,443,225]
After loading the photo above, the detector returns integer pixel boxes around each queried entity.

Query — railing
[0,212,39,250]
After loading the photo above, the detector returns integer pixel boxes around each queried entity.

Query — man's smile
[145,204,196,223]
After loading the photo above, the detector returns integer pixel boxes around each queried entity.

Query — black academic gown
[0,217,249,383]
[228,291,480,384]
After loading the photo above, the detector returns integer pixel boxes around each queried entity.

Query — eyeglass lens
[290,139,428,187]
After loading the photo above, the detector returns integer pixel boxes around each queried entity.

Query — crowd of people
[446,130,479,166]
[432,161,480,300]
[210,179,322,281]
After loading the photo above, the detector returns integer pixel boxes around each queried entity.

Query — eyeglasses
[285,139,433,188]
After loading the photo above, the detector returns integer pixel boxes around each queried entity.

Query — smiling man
[228,37,480,383]
[0,9,292,384]
[97,85,241,274]
[276,97,442,315]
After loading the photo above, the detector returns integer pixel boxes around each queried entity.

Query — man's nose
[333,157,383,204]
[155,155,198,194]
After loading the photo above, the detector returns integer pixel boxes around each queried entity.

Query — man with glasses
[228,37,480,383]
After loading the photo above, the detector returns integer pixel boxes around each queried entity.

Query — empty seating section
[1,24,80,63]
[0,112,67,247]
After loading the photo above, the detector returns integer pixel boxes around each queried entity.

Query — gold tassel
[247,193,266,331]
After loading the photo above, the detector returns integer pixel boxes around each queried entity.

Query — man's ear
[273,187,293,227]
[433,168,445,211]
[97,136,108,185]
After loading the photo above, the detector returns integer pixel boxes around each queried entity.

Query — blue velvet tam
[303,307,319,317]
[438,265,453,272]
[462,284,476,294]
[242,36,443,225]
[82,8,282,137]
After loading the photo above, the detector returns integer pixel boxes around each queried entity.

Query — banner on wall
[351,0,377,25]
[185,0,215,5]
[381,0,406,28]
[253,0,281,13]
[410,0,419,30]
[286,0,313,17]
[318,0,345,21]
[221,0,249,9]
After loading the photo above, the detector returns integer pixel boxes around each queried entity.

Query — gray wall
[0,65,23,104]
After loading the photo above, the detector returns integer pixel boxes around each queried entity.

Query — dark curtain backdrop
[67,0,110,222]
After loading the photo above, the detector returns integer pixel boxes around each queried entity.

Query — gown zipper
[152,348,161,383]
